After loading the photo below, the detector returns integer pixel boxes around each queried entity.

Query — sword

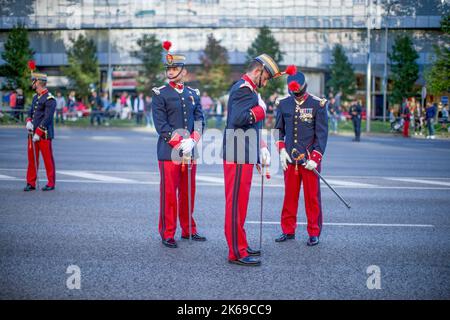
[256,161,270,251]
[291,148,351,209]
[29,132,39,189]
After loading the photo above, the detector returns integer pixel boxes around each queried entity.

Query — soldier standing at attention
[152,41,207,249]
[24,69,57,192]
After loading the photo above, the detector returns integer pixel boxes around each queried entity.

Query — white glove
[259,147,271,166]
[26,121,34,131]
[32,133,40,142]
[303,159,318,171]
[258,94,267,112]
[180,138,195,155]
[279,148,292,171]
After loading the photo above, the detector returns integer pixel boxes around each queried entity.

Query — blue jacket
[222,76,265,164]
[274,94,328,163]
[27,90,56,139]
[152,84,205,161]
[426,105,437,120]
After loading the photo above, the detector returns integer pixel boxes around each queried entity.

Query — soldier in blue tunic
[273,70,328,246]
[151,41,206,248]
[24,72,57,192]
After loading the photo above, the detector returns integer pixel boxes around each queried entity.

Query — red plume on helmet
[285,65,297,76]
[162,41,172,52]
[288,81,301,92]
[28,60,36,71]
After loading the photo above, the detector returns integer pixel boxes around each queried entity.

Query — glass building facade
[0,0,448,97]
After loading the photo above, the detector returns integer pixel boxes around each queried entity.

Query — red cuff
[250,106,266,122]
[26,118,32,123]
[275,141,286,152]
[190,130,201,143]
[168,132,183,149]
[36,127,45,137]
[309,150,323,165]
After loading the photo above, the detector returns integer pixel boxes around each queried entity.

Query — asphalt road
[0,126,449,300]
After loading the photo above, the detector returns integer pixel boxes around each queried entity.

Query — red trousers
[158,160,197,240]
[403,120,410,137]
[223,162,254,260]
[26,137,55,187]
[280,164,323,237]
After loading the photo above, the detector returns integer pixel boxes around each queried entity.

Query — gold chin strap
[291,148,305,175]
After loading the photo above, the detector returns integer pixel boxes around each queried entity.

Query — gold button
[294,139,298,143]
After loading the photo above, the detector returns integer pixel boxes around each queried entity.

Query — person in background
[133,92,145,125]
[144,95,153,129]
[389,107,396,132]
[440,104,448,131]
[200,91,213,122]
[328,97,338,134]
[89,91,103,126]
[402,98,411,138]
[426,102,437,139]
[15,88,25,122]
[55,91,66,124]
[9,89,17,121]
[349,99,362,142]
[67,91,77,121]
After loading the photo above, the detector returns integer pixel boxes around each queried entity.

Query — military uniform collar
[37,88,48,98]
[241,75,257,91]
[294,93,309,105]
[169,81,184,93]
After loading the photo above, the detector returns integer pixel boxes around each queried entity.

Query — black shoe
[228,256,261,266]
[246,247,261,257]
[275,233,295,242]
[307,236,320,246]
[42,185,55,191]
[162,238,178,248]
[181,233,207,241]
[23,184,36,192]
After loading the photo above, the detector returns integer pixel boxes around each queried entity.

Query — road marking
[196,175,224,184]
[386,178,450,187]
[320,179,375,188]
[57,170,137,183]
[89,136,125,141]
[247,221,434,228]
[0,174,19,180]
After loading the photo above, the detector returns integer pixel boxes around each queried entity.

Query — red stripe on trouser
[26,138,55,187]
[280,164,322,237]
[158,161,197,240]
[224,161,253,260]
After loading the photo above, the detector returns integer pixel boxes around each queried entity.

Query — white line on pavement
[57,170,137,183]
[385,178,450,187]
[246,221,434,228]
[196,175,224,184]
[320,179,375,188]
[0,174,18,180]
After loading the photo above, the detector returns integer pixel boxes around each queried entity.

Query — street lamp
[382,1,394,123]
[366,0,372,133]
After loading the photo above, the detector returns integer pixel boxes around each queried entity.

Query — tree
[246,26,284,100]
[132,34,164,93]
[388,35,419,104]
[62,34,99,101]
[197,34,231,99]
[326,44,356,101]
[425,13,450,95]
[0,24,34,94]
